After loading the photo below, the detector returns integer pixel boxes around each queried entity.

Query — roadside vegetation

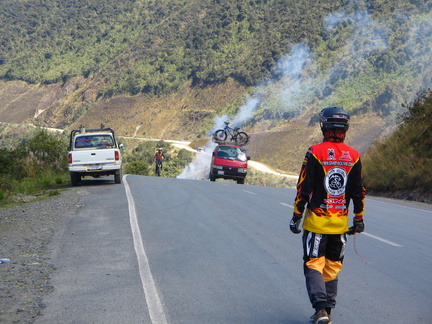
[0,129,68,206]
[0,131,197,205]
[0,126,297,206]
[362,89,432,202]
[121,139,194,178]
[1,87,431,204]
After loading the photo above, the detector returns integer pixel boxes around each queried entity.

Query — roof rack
[212,137,250,146]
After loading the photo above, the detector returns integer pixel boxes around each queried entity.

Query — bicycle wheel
[236,132,249,145]
[213,129,227,142]
[156,163,161,176]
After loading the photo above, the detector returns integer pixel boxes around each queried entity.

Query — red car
[209,144,250,184]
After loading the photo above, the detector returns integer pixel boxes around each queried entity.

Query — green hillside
[1,0,431,118]
[0,0,346,93]
[0,0,432,202]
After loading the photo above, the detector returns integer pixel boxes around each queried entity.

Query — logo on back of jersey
[325,167,347,196]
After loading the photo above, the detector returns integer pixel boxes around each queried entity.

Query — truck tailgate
[69,150,117,166]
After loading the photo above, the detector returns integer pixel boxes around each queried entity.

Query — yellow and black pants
[302,230,347,311]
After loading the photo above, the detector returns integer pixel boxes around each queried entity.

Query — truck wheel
[114,169,122,184]
[70,172,80,186]
[209,172,216,182]
[237,178,245,184]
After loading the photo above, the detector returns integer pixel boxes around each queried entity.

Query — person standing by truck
[289,106,366,324]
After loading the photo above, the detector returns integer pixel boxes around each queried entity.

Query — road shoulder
[0,188,82,323]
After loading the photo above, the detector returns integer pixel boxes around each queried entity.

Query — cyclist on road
[289,106,366,324]
[153,148,166,175]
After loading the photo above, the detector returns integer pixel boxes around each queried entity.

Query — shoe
[312,309,330,324]
[325,308,333,324]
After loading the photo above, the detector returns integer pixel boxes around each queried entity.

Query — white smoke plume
[176,139,216,180]
[273,10,390,113]
[231,95,261,128]
[178,5,432,180]
[322,10,389,85]
[176,38,335,181]
[274,44,313,112]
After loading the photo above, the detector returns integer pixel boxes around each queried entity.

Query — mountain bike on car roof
[212,122,249,146]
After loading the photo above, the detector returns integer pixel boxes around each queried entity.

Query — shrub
[0,129,69,203]
[124,161,150,176]
[362,89,432,199]
[21,129,68,173]
[48,190,60,196]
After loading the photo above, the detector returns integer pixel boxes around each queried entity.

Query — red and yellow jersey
[154,151,165,160]
[294,140,366,234]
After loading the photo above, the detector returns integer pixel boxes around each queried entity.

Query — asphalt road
[36,175,432,324]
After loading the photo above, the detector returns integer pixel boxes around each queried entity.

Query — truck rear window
[75,135,114,148]
[217,146,247,161]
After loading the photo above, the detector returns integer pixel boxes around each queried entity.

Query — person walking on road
[289,106,366,324]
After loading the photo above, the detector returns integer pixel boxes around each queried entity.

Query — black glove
[346,218,365,235]
[290,215,302,234]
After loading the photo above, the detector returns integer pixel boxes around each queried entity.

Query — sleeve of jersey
[293,149,316,217]
[351,157,366,220]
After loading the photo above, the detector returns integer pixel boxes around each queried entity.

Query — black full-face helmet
[319,106,350,131]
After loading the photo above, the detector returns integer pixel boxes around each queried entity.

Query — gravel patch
[0,188,82,323]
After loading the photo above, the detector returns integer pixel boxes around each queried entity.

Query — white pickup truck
[67,127,123,186]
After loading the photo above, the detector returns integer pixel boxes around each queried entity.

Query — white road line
[367,198,432,214]
[361,232,403,247]
[280,202,294,208]
[243,190,256,195]
[123,175,168,324]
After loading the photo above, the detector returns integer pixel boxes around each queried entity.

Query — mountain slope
[1,0,431,109]
[362,88,432,202]
[0,0,346,91]
[0,0,431,184]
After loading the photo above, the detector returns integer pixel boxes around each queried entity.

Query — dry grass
[362,91,432,202]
